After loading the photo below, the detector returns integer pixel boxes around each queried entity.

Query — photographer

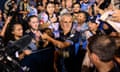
[0,22,32,72]
[4,22,31,60]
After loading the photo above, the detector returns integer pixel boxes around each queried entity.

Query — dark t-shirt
[91,61,120,72]
[55,30,80,72]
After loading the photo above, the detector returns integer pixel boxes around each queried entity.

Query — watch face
[112,0,120,9]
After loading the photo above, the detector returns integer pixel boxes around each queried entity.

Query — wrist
[46,35,50,40]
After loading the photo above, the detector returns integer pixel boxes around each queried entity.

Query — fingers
[23,49,32,55]
[50,17,57,23]
[111,12,120,22]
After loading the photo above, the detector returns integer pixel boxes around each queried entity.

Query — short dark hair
[27,15,38,22]
[54,1,60,5]
[88,35,117,62]
[72,2,81,8]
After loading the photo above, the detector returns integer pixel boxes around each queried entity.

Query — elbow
[57,44,66,49]
[57,43,70,49]
[0,32,4,37]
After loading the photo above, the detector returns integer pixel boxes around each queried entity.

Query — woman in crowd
[39,1,59,32]
[4,22,31,60]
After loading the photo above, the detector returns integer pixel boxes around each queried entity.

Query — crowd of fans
[0,0,120,72]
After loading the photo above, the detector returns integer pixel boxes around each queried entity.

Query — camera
[0,35,32,72]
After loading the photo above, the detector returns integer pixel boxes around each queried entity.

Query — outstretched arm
[0,16,12,37]
[41,33,71,49]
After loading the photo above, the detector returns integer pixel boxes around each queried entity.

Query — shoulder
[7,40,15,48]
[40,12,48,16]
[25,29,31,33]
[25,29,34,36]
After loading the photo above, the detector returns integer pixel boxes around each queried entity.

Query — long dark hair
[98,0,111,10]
